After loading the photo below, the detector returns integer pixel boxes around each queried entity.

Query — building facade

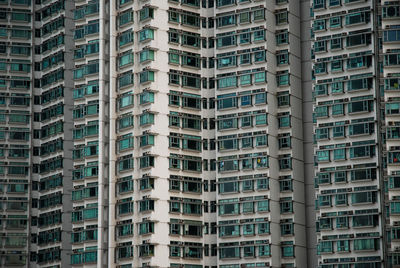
[381,0,400,266]
[0,0,73,267]
[8,0,395,267]
[311,0,400,267]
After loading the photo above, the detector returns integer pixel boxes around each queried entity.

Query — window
[347,55,371,69]
[217,94,237,110]
[118,199,134,215]
[168,10,179,23]
[348,99,373,113]
[318,195,331,207]
[140,155,155,169]
[329,0,341,7]
[353,215,377,227]
[140,7,154,21]
[139,199,154,212]
[278,113,291,128]
[280,179,292,192]
[353,239,377,251]
[240,53,251,65]
[139,112,154,126]
[314,62,327,74]
[119,30,133,47]
[139,221,154,235]
[254,50,265,62]
[140,49,154,62]
[330,16,341,28]
[217,34,236,48]
[259,245,270,256]
[140,91,154,105]
[278,91,290,106]
[314,106,328,118]
[277,50,289,64]
[255,72,266,83]
[219,180,239,193]
[337,240,349,252]
[218,55,236,69]
[351,168,375,182]
[331,60,342,72]
[345,12,370,26]
[140,176,154,190]
[139,29,154,42]
[351,191,376,204]
[330,38,342,50]
[218,138,238,151]
[219,199,239,215]
[332,103,344,115]
[349,122,373,136]
[276,30,288,45]
[314,0,325,9]
[182,12,200,27]
[218,118,238,130]
[349,145,375,159]
[240,74,251,85]
[242,202,254,213]
[258,221,270,234]
[387,103,400,115]
[217,0,235,8]
[257,178,268,190]
[140,71,155,83]
[140,135,155,147]
[119,10,133,26]
[314,19,326,31]
[118,52,133,68]
[118,72,133,88]
[280,198,293,214]
[239,12,250,24]
[217,14,236,28]
[281,243,294,258]
[276,11,288,25]
[255,93,266,104]
[219,224,239,237]
[277,71,289,86]
[219,245,240,259]
[384,29,400,43]
[347,33,371,47]
[255,114,267,125]
[257,200,269,212]
[253,9,265,20]
[254,30,265,41]
[319,241,333,254]
[118,115,133,130]
[333,148,345,160]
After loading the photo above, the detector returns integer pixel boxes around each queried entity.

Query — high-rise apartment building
[0,0,73,267]
[10,0,397,267]
[312,0,400,267]
[381,1,400,267]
